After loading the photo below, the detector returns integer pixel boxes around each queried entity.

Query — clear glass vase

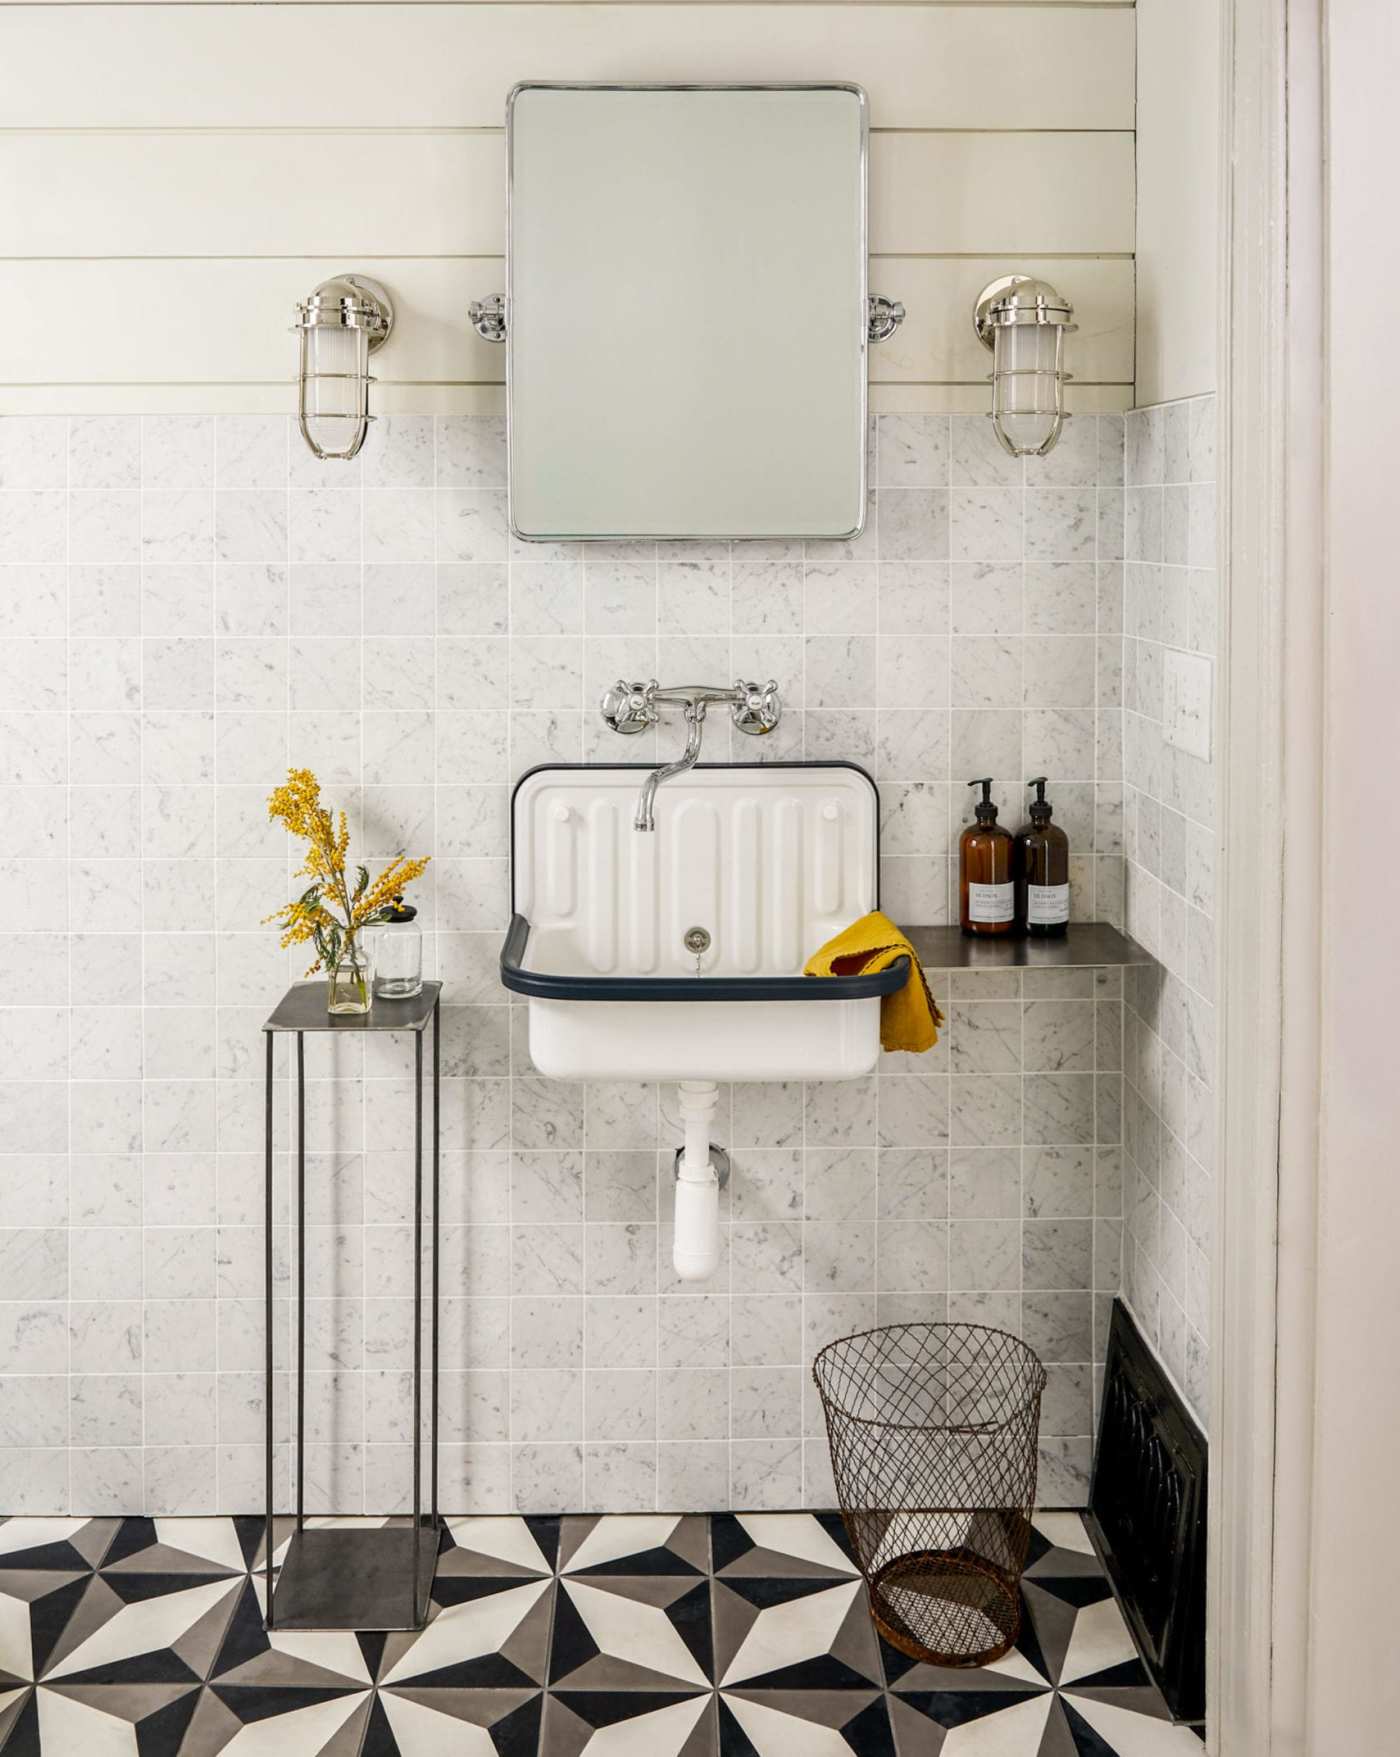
[326,939,373,1015]
[370,897,423,1001]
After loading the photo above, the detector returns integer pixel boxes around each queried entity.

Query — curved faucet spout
[601,678,780,831]
[636,703,706,831]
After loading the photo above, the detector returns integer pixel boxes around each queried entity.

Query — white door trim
[1211,0,1324,1751]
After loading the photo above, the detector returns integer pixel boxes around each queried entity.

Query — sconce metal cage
[973,275,1076,458]
[294,275,395,462]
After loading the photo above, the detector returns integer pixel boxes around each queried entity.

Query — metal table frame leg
[412,1023,423,1616]
[262,1029,306,1627]
[264,1028,275,1627]
[296,1031,305,1544]
[408,998,442,1625]
[431,997,440,1528]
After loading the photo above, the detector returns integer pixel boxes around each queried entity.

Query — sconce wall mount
[295,274,395,462]
[974,274,1076,458]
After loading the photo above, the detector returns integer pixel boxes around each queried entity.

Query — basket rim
[811,1320,1049,1433]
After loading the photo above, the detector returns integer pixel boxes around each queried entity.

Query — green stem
[319,816,357,939]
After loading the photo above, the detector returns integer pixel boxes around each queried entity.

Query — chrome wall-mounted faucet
[600,679,782,830]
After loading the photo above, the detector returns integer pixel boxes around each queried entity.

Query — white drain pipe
[673,1079,724,1282]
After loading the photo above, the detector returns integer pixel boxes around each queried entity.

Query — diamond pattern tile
[0,1513,1202,1754]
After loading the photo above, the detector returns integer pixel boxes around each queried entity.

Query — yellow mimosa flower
[265,768,429,975]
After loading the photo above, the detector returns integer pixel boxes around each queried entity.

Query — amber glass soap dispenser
[1015,777,1070,937]
[960,778,1016,936]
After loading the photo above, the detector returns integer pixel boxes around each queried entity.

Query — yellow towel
[803,910,943,1055]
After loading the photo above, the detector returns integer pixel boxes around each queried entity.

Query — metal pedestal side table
[261,979,442,1631]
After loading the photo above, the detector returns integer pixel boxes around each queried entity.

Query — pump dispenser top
[969,778,999,823]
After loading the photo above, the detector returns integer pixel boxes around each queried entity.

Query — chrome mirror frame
[473,82,906,545]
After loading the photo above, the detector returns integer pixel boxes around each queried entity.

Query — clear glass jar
[372,897,423,1000]
[326,937,373,1015]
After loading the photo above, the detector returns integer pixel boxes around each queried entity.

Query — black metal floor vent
[1084,1298,1208,1726]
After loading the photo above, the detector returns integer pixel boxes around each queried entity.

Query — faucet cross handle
[732,679,781,737]
[601,678,658,736]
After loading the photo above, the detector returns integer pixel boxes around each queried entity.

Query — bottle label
[968,881,1015,924]
[1027,882,1070,925]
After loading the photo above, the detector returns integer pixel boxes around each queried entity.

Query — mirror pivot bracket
[868,296,906,343]
[469,296,508,343]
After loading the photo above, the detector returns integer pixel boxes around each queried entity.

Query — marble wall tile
[950,489,1023,563]
[803,1220,876,1292]
[949,1219,1020,1291]
[950,561,1021,636]
[0,409,1134,1510]
[657,1440,729,1509]
[657,1296,729,1371]
[950,635,1021,710]
[1024,1219,1094,1291]
[1037,413,1102,489]
[0,418,69,490]
[877,635,950,714]
[876,1219,949,1292]
[731,1222,803,1292]
[948,1002,1021,1074]
[877,413,950,488]
[949,1074,1022,1147]
[1120,395,1216,1433]
[948,1146,1020,1218]
[1025,489,1097,561]
[584,1368,654,1442]
[803,1147,876,1219]
[876,1075,949,1148]
[730,1437,803,1510]
[951,418,1023,488]
[877,488,950,562]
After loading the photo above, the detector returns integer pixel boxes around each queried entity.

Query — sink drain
[683,926,711,977]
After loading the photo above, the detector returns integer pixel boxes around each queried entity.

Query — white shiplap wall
[0,2,1137,414]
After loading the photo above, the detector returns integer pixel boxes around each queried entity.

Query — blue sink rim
[499,913,910,1003]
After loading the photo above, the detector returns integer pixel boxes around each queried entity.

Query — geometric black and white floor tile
[0,1511,1205,1754]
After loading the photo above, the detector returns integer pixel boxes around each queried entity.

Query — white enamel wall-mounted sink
[501,760,908,1280]
[499,762,907,1083]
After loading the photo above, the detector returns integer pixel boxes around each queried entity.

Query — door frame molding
[1211,0,1324,1750]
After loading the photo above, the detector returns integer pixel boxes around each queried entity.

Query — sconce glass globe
[294,275,394,462]
[974,276,1076,458]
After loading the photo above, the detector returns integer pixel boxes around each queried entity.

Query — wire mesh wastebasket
[813,1322,1047,1668]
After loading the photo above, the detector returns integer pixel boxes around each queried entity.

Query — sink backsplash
[0,408,1137,1515]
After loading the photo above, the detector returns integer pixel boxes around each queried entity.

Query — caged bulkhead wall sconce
[973,275,1076,458]
[294,275,395,461]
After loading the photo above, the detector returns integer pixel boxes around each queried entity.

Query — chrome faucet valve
[601,679,657,736]
[731,679,781,737]
[601,677,785,829]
